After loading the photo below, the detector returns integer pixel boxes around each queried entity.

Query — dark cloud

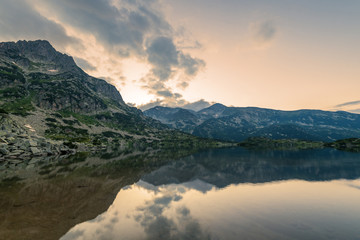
[253,20,277,44]
[36,0,169,56]
[145,37,205,102]
[0,0,81,50]
[156,90,175,98]
[0,0,205,107]
[34,0,205,100]
[147,37,178,80]
[74,57,97,71]
[335,100,360,108]
[179,53,205,76]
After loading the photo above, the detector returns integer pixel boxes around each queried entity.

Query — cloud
[134,193,208,240]
[74,57,97,71]
[0,0,205,108]
[33,0,172,57]
[156,90,177,98]
[146,37,179,80]
[179,53,205,76]
[138,99,164,111]
[333,100,360,114]
[349,109,360,114]
[246,20,278,50]
[335,100,360,108]
[182,99,214,112]
[0,0,81,50]
[60,229,85,240]
[139,98,213,111]
[19,0,205,106]
[253,20,277,43]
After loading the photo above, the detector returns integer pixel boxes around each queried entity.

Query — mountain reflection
[61,148,360,240]
[142,147,360,187]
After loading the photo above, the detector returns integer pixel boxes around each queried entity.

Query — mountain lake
[1,147,360,240]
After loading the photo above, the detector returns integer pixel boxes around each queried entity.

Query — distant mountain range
[144,103,360,142]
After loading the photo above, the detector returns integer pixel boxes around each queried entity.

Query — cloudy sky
[1,0,360,112]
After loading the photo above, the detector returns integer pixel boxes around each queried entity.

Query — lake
[1,147,360,239]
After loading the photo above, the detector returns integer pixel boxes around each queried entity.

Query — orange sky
[1,0,360,112]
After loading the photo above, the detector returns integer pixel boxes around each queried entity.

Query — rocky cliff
[0,40,218,161]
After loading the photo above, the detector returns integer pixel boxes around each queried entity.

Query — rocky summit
[0,40,219,161]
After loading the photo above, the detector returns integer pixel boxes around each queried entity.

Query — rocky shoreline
[0,114,74,162]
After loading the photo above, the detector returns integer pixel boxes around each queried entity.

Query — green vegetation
[45,117,57,123]
[325,138,360,152]
[0,86,27,98]
[0,95,35,116]
[59,110,101,126]
[0,66,25,83]
[45,122,91,143]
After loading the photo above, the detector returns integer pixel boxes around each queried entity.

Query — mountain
[0,40,219,160]
[143,106,203,133]
[144,104,360,142]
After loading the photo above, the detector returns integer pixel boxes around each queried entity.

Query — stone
[19,153,32,159]
[11,149,24,155]
[30,147,41,155]
[6,137,15,143]
[28,158,41,164]
[9,159,22,164]
[29,139,38,147]
[26,164,35,170]
[0,147,9,155]
[46,147,54,155]
[5,133,15,138]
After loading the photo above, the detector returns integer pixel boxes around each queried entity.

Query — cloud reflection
[61,180,212,240]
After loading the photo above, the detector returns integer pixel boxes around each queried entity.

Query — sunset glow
[1,0,359,112]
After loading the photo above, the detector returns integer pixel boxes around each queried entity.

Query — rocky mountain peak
[198,103,227,117]
[0,40,79,74]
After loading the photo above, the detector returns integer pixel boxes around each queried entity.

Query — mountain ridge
[144,104,360,142]
[0,40,221,161]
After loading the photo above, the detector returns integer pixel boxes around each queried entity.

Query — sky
[0,0,360,112]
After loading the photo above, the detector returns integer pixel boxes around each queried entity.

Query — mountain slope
[0,40,220,160]
[144,105,360,142]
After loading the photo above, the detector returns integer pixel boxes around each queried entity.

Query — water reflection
[0,148,197,240]
[62,179,360,240]
[62,148,360,240]
[142,147,360,187]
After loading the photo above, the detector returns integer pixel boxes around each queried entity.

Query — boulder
[29,139,38,147]
[30,147,41,155]
[0,147,9,155]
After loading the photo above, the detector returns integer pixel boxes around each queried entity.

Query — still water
[61,148,360,240]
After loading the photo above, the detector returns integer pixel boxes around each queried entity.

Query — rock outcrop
[0,114,73,162]
[0,40,214,162]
